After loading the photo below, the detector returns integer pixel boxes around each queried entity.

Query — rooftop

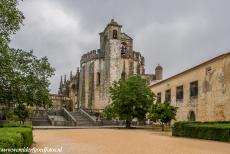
[150,52,230,87]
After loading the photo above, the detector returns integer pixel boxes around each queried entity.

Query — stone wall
[49,94,71,111]
[150,53,230,121]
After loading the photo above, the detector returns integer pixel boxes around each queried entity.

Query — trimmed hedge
[172,121,230,142]
[0,124,33,153]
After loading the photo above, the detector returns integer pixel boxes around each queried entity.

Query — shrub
[0,125,33,153]
[172,121,230,142]
[2,122,31,128]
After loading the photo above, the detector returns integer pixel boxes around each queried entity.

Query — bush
[2,122,31,128]
[0,124,33,153]
[172,121,230,142]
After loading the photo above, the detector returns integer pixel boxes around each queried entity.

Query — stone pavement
[32,129,230,154]
[33,125,123,129]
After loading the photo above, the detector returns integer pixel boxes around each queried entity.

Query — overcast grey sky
[10,0,230,93]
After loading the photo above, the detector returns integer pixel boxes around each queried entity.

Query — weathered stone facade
[58,69,80,111]
[57,19,163,112]
[150,53,230,121]
[78,19,146,110]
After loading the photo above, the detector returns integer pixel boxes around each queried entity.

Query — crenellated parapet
[121,50,145,65]
[80,49,104,65]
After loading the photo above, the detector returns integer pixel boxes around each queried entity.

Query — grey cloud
[10,0,230,93]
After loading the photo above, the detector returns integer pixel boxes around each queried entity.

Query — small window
[157,92,161,103]
[165,89,171,103]
[176,85,183,101]
[206,66,212,74]
[97,72,100,85]
[190,81,198,97]
[113,30,117,39]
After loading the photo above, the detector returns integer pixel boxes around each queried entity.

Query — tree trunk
[161,123,164,131]
[125,120,131,128]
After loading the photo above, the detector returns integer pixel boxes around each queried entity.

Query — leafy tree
[0,0,55,121]
[0,0,23,107]
[101,105,116,120]
[0,39,55,109]
[0,0,24,45]
[7,49,55,107]
[14,104,30,124]
[147,102,177,131]
[104,75,155,128]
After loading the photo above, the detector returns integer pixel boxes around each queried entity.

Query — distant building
[57,69,80,111]
[150,52,230,121]
[49,94,71,111]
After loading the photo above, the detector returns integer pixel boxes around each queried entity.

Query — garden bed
[172,121,230,142]
[0,123,33,153]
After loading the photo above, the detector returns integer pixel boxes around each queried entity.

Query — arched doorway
[121,72,126,80]
[188,110,196,121]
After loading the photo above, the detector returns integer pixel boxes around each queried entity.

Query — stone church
[56,19,230,122]
[58,19,162,112]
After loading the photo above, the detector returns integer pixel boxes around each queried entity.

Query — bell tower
[99,19,122,52]
[99,19,123,104]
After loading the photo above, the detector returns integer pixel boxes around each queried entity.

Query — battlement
[80,49,104,64]
[122,50,145,65]
[80,49,144,65]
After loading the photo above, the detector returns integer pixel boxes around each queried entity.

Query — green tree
[14,104,30,124]
[0,0,55,121]
[102,105,116,120]
[0,0,24,43]
[8,49,54,107]
[104,75,155,128]
[0,0,24,107]
[147,103,177,131]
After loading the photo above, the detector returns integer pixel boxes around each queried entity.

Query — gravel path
[33,129,230,154]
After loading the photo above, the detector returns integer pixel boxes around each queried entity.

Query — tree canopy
[0,0,55,112]
[0,0,24,44]
[103,75,155,128]
[0,49,55,108]
[147,102,177,131]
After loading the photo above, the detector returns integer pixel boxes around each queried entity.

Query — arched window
[97,72,100,85]
[121,72,126,80]
[113,30,117,39]
[188,110,196,121]
[121,42,127,55]
[71,84,76,90]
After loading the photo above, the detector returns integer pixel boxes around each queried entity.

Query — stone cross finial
[70,71,73,80]
[60,75,63,84]
[64,74,67,83]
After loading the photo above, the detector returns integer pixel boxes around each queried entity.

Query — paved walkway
[33,129,230,154]
[33,125,125,129]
